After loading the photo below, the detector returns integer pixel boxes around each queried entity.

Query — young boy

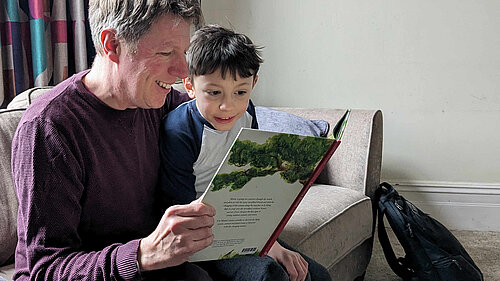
[158,25,331,281]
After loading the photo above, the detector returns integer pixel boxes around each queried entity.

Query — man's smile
[155,80,171,90]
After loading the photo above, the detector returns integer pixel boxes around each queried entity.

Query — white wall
[203,1,500,230]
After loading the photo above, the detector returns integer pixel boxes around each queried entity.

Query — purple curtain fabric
[0,0,95,108]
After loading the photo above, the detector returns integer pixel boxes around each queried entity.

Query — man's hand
[268,241,309,281]
[138,201,215,271]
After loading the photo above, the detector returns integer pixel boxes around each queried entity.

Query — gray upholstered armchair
[274,108,383,280]
[1,87,382,280]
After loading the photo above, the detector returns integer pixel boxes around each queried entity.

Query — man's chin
[145,93,169,109]
[143,100,164,109]
[147,101,166,109]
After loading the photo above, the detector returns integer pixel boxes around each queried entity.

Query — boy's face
[185,69,257,131]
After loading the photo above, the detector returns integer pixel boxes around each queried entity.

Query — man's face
[190,69,256,131]
[118,14,191,109]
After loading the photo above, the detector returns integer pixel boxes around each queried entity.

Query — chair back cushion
[1,86,52,266]
[0,109,25,265]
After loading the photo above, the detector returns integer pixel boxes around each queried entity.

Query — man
[12,1,215,280]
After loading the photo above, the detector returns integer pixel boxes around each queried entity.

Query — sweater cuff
[116,239,142,280]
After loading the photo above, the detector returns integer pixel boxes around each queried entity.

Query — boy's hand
[268,241,309,281]
[138,201,215,271]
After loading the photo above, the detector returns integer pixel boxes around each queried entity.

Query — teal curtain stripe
[6,0,20,22]
[29,18,47,79]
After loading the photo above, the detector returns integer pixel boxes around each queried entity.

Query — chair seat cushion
[281,184,373,269]
[0,263,15,281]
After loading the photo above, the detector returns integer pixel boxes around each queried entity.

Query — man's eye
[236,91,247,96]
[160,51,173,57]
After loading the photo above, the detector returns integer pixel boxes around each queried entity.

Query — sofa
[0,86,383,281]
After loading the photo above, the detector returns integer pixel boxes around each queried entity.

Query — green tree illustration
[211,134,333,192]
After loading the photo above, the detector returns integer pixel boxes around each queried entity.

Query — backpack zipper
[406,223,414,238]
[433,257,462,270]
[395,201,403,211]
[452,259,462,270]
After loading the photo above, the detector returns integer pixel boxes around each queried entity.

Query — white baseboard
[382,181,500,232]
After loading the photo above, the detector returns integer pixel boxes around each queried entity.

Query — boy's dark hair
[187,24,263,81]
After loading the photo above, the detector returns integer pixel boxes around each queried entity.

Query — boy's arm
[268,241,309,281]
[248,99,259,129]
[158,113,199,206]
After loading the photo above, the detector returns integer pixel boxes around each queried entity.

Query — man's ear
[100,29,120,63]
[183,78,196,99]
[252,75,259,89]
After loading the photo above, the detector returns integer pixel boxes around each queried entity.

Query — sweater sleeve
[12,119,142,281]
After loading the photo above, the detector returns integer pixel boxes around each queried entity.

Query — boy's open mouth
[214,116,235,124]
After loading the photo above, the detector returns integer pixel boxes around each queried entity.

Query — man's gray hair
[89,0,202,54]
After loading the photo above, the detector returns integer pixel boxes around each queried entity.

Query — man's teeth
[155,80,171,89]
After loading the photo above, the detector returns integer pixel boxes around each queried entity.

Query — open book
[189,110,351,262]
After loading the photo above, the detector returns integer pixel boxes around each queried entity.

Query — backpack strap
[374,182,415,280]
[377,208,414,280]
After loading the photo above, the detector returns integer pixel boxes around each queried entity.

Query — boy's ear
[182,78,196,99]
[252,75,259,89]
[100,29,120,63]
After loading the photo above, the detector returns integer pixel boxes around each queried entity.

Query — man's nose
[168,55,188,79]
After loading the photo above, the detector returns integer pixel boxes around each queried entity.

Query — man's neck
[83,58,129,110]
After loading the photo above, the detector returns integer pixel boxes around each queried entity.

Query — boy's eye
[236,91,247,96]
[207,91,221,96]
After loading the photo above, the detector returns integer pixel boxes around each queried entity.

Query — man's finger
[167,215,214,233]
[181,230,214,255]
[186,225,213,241]
[168,202,215,217]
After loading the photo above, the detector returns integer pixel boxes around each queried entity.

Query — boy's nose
[219,95,234,111]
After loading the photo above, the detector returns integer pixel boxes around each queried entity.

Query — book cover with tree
[189,129,337,262]
[188,109,350,262]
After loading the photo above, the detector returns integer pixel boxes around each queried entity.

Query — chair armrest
[0,108,25,265]
[269,108,383,199]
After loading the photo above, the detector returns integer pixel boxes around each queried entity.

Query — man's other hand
[138,201,215,271]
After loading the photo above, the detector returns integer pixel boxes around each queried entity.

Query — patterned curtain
[0,0,95,108]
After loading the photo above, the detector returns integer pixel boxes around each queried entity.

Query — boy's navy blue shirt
[159,99,258,206]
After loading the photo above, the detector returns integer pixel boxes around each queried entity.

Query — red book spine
[259,140,342,257]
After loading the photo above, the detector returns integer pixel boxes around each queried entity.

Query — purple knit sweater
[11,71,190,280]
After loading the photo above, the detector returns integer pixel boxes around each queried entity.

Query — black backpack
[373,182,484,281]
